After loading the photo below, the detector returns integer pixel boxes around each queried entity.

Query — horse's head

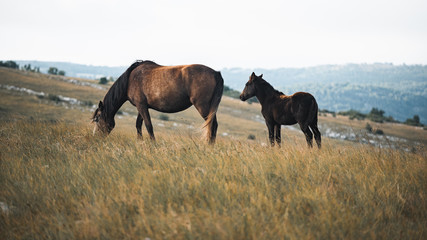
[240,72,263,101]
[91,101,114,136]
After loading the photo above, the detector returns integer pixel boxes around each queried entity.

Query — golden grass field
[0,67,426,239]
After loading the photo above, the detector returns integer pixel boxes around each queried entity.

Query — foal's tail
[308,96,322,148]
[203,71,224,142]
[308,97,319,125]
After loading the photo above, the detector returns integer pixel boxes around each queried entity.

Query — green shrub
[159,114,169,121]
[247,134,256,140]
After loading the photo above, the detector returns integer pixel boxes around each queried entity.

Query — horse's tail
[203,71,224,143]
[308,96,319,125]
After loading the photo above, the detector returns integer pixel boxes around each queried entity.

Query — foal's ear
[251,72,256,77]
[259,74,263,78]
[98,101,104,110]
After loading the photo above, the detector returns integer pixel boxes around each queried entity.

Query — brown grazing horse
[240,72,321,148]
[92,60,224,144]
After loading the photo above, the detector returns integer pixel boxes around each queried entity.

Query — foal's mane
[257,78,285,96]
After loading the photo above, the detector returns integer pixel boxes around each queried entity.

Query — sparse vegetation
[319,109,336,118]
[405,115,423,127]
[47,93,62,103]
[81,100,94,107]
[365,123,384,135]
[374,128,384,135]
[0,60,19,69]
[23,64,40,73]
[48,67,66,76]
[365,123,372,132]
[339,108,409,124]
[98,76,108,85]
[339,109,367,120]
[48,67,58,75]
[159,114,169,121]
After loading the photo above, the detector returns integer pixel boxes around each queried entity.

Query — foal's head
[240,72,263,101]
[91,101,114,136]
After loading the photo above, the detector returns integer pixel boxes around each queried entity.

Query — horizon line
[5,59,427,69]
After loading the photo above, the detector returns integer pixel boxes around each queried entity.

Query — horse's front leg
[266,121,275,147]
[274,124,281,147]
[137,104,155,141]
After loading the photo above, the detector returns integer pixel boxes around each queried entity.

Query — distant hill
[11,60,427,123]
[15,60,126,79]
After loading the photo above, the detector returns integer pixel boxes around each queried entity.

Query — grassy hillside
[1,120,426,239]
[1,68,426,239]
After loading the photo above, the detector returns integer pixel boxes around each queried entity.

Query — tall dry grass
[0,120,426,239]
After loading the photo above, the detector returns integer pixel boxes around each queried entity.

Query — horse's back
[181,64,218,81]
[291,92,315,102]
[127,62,220,112]
[139,63,217,84]
[127,63,190,112]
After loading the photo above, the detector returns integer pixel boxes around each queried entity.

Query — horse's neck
[103,80,128,120]
[256,82,277,105]
[104,98,126,121]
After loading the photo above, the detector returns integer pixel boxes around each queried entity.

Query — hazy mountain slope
[15,60,126,79]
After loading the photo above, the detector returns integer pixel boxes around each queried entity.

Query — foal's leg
[310,124,321,149]
[274,124,281,147]
[266,121,275,147]
[136,114,143,139]
[299,122,313,148]
[136,104,155,140]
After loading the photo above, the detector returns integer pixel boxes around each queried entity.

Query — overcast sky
[1,0,426,69]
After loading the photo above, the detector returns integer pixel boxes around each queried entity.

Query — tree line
[321,108,424,127]
[0,60,19,69]
[1,60,66,76]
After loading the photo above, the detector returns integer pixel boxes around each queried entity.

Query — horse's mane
[141,60,159,66]
[102,61,146,117]
[258,79,285,96]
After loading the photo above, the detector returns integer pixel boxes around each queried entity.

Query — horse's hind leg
[310,124,321,149]
[137,104,155,140]
[299,123,313,148]
[136,114,143,139]
[209,115,218,144]
[193,102,217,144]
